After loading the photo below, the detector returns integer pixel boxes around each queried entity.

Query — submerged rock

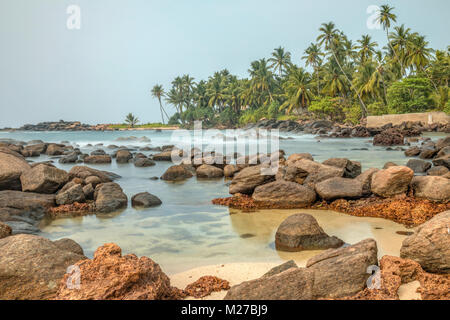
[275,213,344,252]
[94,182,128,213]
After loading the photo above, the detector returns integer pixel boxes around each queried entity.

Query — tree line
[148,5,449,128]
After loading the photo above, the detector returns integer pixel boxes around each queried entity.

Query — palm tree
[268,47,292,77]
[376,5,402,71]
[280,67,313,114]
[151,84,169,124]
[390,24,411,76]
[317,22,368,115]
[302,43,324,94]
[249,59,276,105]
[124,113,139,128]
[354,35,378,64]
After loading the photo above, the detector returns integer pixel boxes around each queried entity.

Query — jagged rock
[94,183,128,213]
[355,168,380,196]
[410,176,450,202]
[20,164,69,194]
[131,192,162,208]
[161,165,193,181]
[371,166,414,197]
[400,211,450,273]
[322,158,362,178]
[315,177,363,201]
[0,151,31,191]
[252,180,316,207]
[229,164,275,195]
[373,129,404,146]
[196,164,224,178]
[55,243,172,300]
[0,234,86,299]
[275,213,343,251]
[406,159,432,174]
[55,184,85,205]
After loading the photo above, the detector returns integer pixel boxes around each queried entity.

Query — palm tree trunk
[158,98,165,124]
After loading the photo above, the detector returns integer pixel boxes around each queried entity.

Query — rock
[252,181,316,207]
[0,190,55,212]
[84,155,112,164]
[275,213,344,252]
[131,192,162,208]
[0,222,12,239]
[85,175,102,187]
[45,144,65,156]
[116,150,133,164]
[262,260,298,278]
[436,136,450,150]
[432,155,450,169]
[371,166,414,197]
[427,166,449,176]
[229,165,276,195]
[153,150,181,161]
[437,146,450,158]
[53,238,84,255]
[315,176,363,200]
[55,243,172,300]
[68,166,116,183]
[90,149,106,156]
[223,164,239,178]
[55,184,85,205]
[406,159,432,174]
[286,153,314,164]
[196,164,224,178]
[383,162,398,169]
[82,183,94,199]
[58,152,78,164]
[373,129,404,146]
[224,239,378,300]
[355,168,380,196]
[296,160,345,188]
[0,151,31,191]
[134,158,156,167]
[23,143,47,156]
[322,158,362,178]
[404,146,421,157]
[410,176,450,202]
[160,165,193,181]
[400,211,450,273]
[419,148,437,159]
[20,164,69,194]
[0,234,86,299]
[94,183,128,213]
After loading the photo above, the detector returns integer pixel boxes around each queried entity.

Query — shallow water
[0,129,447,274]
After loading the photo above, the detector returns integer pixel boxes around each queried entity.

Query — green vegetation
[151,5,449,127]
[108,122,174,129]
[124,113,139,128]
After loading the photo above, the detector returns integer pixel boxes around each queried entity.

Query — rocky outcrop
[373,129,404,146]
[275,213,344,251]
[131,192,162,208]
[322,158,362,178]
[94,183,128,213]
[252,181,316,207]
[225,239,378,300]
[55,184,85,205]
[229,164,275,195]
[55,243,173,300]
[411,176,450,202]
[0,234,86,299]
[400,211,450,273]
[371,166,414,197]
[315,177,363,201]
[20,164,69,194]
[0,151,31,190]
[196,164,224,178]
[161,165,193,181]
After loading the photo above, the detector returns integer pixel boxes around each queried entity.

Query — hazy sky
[1,0,449,127]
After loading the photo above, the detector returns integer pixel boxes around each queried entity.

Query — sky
[0,0,449,127]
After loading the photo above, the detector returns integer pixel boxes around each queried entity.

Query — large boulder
[436,136,450,151]
[196,164,224,178]
[94,183,128,213]
[373,129,404,146]
[0,234,86,299]
[0,151,31,191]
[410,176,450,202]
[131,192,162,208]
[59,152,78,164]
[315,177,363,201]
[229,164,275,195]
[400,211,450,273]
[223,164,239,178]
[68,166,116,183]
[116,150,133,164]
[161,165,193,181]
[55,243,172,300]
[371,166,414,197]
[404,146,421,157]
[275,213,343,251]
[427,166,449,176]
[55,184,85,205]
[225,239,378,300]
[20,164,69,194]
[432,155,450,169]
[322,158,362,178]
[355,168,379,196]
[252,181,316,207]
[294,159,345,188]
[406,159,432,174]
[45,144,65,156]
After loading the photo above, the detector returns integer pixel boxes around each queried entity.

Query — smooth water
[0,129,447,274]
